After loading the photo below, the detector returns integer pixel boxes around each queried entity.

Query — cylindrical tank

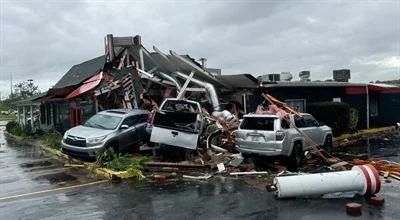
[274,165,380,198]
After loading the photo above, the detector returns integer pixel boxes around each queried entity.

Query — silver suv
[235,113,332,167]
[61,109,149,158]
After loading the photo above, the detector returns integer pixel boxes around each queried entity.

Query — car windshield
[83,114,122,130]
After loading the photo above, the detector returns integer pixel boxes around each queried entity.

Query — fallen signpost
[274,164,381,198]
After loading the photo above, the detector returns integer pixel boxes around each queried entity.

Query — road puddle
[34,172,78,184]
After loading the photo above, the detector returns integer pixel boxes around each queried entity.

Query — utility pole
[10,73,13,98]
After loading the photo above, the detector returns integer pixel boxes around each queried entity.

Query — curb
[333,126,395,147]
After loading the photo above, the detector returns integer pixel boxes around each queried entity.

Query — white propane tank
[274,165,381,198]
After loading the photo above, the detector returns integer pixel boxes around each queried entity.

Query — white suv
[235,113,332,167]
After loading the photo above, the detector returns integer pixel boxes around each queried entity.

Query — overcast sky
[0,0,399,98]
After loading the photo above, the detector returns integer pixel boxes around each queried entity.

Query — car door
[295,116,312,149]
[306,115,325,145]
[134,114,148,142]
[302,115,323,145]
[119,116,139,150]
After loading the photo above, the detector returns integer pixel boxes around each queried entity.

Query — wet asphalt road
[1,121,400,219]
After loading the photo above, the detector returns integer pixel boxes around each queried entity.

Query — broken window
[152,111,198,132]
[240,117,275,131]
[286,99,306,113]
[303,115,319,127]
[294,116,306,128]
[281,119,290,129]
[162,100,198,113]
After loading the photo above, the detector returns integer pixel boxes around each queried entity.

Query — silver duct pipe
[158,72,181,92]
[174,71,221,111]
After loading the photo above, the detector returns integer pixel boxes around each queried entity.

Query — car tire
[106,141,119,153]
[288,142,303,169]
[323,135,333,153]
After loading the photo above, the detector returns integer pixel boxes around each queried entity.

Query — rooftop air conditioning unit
[280,72,293,81]
[299,71,311,82]
[333,69,351,82]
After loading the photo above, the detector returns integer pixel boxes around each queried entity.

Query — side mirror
[319,122,325,126]
[120,124,129,130]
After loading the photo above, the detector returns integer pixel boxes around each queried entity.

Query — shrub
[6,121,20,134]
[45,131,62,149]
[23,123,32,136]
[6,121,36,137]
[308,102,351,136]
[348,108,359,132]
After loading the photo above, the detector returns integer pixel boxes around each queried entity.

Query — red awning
[368,84,400,94]
[345,86,366,95]
[65,72,103,99]
[345,84,400,95]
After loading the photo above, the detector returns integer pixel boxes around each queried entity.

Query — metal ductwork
[174,71,221,111]
[158,72,181,92]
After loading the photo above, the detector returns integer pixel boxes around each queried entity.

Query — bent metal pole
[274,165,381,198]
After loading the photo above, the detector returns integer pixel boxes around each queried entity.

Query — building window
[370,98,379,116]
[285,99,306,113]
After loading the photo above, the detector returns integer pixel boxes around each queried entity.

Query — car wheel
[323,135,333,153]
[288,142,303,169]
[106,141,119,153]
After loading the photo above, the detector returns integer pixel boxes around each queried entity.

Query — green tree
[11,80,40,100]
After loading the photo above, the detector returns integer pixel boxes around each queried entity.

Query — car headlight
[86,135,107,144]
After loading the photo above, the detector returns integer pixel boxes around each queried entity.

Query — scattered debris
[144,162,207,169]
[64,164,85,168]
[153,174,166,184]
[353,159,400,171]
[390,174,400,181]
[346,202,362,216]
[229,171,269,176]
[228,155,244,167]
[183,174,212,180]
[366,195,385,206]
[210,144,228,153]
[217,163,226,173]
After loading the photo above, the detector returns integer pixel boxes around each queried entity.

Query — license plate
[251,136,259,142]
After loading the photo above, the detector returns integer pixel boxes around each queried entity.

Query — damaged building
[33,34,258,132]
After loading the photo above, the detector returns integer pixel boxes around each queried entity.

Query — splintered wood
[352,159,400,181]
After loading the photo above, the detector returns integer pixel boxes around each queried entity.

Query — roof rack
[106,110,128,114]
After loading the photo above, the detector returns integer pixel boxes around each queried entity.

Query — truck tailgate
[150,126,199,150]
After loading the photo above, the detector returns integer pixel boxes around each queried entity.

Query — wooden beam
[117,50,128,70]
[106,34,115,62]
[176,71,195,100]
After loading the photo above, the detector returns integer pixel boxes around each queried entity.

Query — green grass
[0,115,16,121]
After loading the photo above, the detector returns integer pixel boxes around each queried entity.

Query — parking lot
[1,120,400,219]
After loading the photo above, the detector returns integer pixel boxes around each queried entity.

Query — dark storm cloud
[0,0,399,98]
